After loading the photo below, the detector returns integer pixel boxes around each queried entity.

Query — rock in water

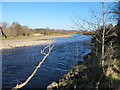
[47,82,58,90]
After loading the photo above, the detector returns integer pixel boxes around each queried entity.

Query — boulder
[47,82,58,90]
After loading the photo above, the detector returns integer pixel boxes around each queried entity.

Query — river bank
[47,50,95,89]
[47,49,120,89]
[0,34,73,50]
[47,36,120,89]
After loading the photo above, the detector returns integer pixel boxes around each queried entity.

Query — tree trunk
[102,1,106,66]
[0,27,7,38]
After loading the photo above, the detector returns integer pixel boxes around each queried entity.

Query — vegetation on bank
[0,22,94,40]
[47,2,120,90]
[1,34,73,40]
[47,22,120,90]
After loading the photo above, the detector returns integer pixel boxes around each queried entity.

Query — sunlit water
[2,34,93,89]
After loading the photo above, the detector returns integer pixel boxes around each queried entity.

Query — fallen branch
[11,44,54,90]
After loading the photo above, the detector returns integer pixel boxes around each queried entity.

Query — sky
[1,2,114,30]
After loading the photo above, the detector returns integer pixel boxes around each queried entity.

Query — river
[2,34,92,89]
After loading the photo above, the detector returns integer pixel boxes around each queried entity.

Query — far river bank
[0,34,73,50]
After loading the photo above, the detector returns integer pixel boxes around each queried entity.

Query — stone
[47,82,58,89]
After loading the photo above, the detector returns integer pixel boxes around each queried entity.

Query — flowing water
[2,34,92,89]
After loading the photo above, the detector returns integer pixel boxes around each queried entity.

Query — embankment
[47,37,120,89]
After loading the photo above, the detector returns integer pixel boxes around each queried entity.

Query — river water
[2,34,92,89]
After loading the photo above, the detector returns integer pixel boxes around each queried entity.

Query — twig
[96,73,104,90]
[93,35,101,44]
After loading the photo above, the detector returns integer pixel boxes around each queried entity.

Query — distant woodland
[0,22,95,38]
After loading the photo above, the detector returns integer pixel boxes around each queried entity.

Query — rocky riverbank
[1,40,54,50]
[1,34,73,50]
[47,42,120,89]
[47,51,98,89]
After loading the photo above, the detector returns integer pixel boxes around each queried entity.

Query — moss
[72,65,87,71]
[60,80,70,87]
[116,59,120,67]
[115,44,120,58]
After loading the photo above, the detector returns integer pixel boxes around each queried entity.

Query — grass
[1,35,43,40]
[1,33,73,40]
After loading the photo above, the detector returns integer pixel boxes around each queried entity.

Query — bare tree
[11,22,21,36]
[72,1,119,89]
[109,1,120,21]
[72,1,117,65]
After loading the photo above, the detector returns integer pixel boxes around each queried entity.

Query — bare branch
[105,27,113,36]
[11,44,54,90]
[96,73,104,89]
[72,15,87,30]
[41,42,53,55]
[93,35,101,44]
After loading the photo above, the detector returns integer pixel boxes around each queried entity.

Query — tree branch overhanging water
[11,43,54,90]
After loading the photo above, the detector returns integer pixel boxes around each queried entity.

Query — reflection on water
[2,34,92,89]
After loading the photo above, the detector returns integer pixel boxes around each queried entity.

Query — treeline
[33,28,95,35]
[32,28,68,35]
[0,22,95,38]
[0,22,31,37]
